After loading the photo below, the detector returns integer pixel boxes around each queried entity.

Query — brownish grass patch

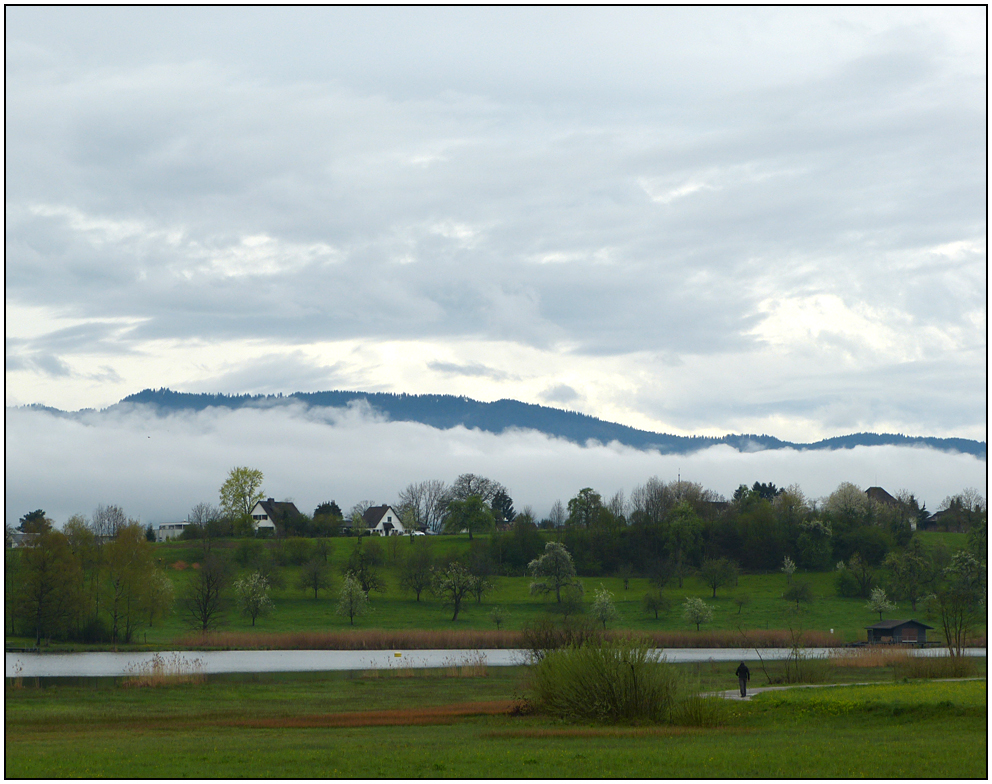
[179,627,837,650]
[231,700,523,728]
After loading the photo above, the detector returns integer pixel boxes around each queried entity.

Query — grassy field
[4,661,986,778]
[7,531,981,650]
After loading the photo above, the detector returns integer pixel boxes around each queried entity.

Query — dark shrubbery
[528,638,687,724]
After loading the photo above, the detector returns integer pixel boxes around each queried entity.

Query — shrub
[528,639,680,723]
[276,537,313,566]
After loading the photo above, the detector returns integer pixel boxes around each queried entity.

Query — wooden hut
[864,619,933,645]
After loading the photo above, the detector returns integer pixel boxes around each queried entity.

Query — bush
[835,567,861,598]
[528,638,680,723]
[276,537,313,566]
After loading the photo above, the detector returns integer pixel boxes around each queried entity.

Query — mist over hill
[102,388,985,459]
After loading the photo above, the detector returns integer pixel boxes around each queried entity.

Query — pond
[5,647,985,679]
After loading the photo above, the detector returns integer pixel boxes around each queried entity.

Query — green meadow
[4,665,986,778]
[97,531,975,649]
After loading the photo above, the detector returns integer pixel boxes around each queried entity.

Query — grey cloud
[540,384,581,405]
[427,362,516,382]
[5,352,72,377]
[179,353,351,398]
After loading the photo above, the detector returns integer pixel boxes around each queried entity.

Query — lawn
[4,665,986,778]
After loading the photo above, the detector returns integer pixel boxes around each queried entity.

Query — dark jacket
[735,663,750,680]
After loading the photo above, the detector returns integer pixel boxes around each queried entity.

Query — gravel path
[705,676,986,701]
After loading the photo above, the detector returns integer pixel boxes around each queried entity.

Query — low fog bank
[6,403,986,528]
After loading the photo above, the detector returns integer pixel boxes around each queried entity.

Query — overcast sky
[6,7,986,439]
[4,9,987,525]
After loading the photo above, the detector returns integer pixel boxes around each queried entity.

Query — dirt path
[705,676,986,701]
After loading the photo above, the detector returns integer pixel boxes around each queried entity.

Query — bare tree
[398,480,450,533]
[180,555,228,632]
[92,504,129,538]
[606,490,627,524]
[547,499,566,530]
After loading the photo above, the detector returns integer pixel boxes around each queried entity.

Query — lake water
[5,647,985,679]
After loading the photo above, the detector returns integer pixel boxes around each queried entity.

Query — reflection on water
[6,646,985,679]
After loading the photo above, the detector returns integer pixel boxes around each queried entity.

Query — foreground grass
[5,663,986,778]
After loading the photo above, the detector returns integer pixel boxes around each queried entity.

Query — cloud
[427,361,516,382]
[540,384,581,405]
[3,8,986,443]
[5,404,984,528]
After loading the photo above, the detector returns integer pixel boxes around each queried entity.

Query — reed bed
[121,652,205,688]
[180,629,525,650]
[179,627,836,650]
[362,650,489,679]
[830,645,915,668]
[892,654,980,680]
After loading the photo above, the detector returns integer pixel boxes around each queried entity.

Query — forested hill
[111,388,986,458]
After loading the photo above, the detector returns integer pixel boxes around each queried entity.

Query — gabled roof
[864,619,933,630]
[362,505,397,527]
[866,487,899,506]
[256,498,301,521]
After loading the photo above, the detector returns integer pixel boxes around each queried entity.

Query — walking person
[735,661,750,698]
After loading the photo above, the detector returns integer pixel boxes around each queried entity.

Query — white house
[249,498,302,535]
[156,522,189,542]
[362,505,405,536]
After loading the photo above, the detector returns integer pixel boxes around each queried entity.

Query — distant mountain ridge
[88,388,988,459]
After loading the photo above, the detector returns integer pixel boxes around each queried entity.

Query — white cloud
[3,8,986,443]
[5,404,984,529]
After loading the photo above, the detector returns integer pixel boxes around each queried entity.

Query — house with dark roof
[865,486,899,506]
[865,619,933,645]
[249,498,302,535]
[363,505,406,536]
[865,486,916,530]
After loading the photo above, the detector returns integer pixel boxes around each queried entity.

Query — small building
[865,619,933,645]
[157,522,189,542]
[249,498,302,535]
[363,505,405,536]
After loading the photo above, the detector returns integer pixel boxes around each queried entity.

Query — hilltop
[95,388,987,459]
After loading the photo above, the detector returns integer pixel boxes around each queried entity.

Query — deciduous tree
[233,571,273,626]
[399,545,434,601]
[337,575,368,626]
[180,554,228,632]
[431,562,474,621]
[219,467,265,528]
[591,585,619,629]
[681,596,714,632]
[297,557,331,599]
[529,541,579,603]
[443,495,495,541]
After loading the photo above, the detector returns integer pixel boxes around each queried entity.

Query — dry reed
[830,645,914,668]
[121,652,205,688]
[179,627,837,651]
[362,650,489,679]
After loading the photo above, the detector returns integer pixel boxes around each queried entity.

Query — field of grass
[4,662,986,778]
[6,532,983,650]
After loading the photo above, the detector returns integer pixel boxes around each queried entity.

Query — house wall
[249,502,276,530]
[372,507,405,535]
[157,523,188,542]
